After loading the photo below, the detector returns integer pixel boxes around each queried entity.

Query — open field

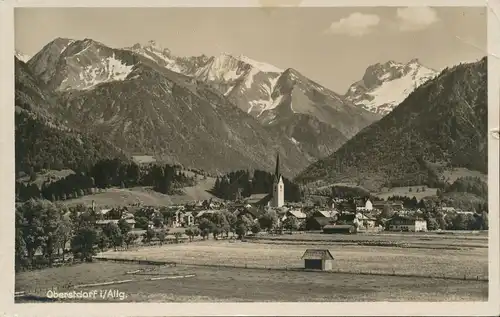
[62,177,216,207]
[95,237,488,280]
[375,186,438,200]
[441,168,487,184]
[15,261,487,302]
[16,232,488,302]
[247,232,488,249]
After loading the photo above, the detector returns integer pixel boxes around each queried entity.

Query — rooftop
[301,249,334,260]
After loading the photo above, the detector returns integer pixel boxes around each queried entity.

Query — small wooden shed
[301,249,334,271]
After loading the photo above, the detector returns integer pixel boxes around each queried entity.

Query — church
[242,153,286,208]
[271,153,285,208]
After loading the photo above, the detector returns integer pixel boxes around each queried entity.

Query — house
[323,224,356,234]
[195,210,219,220]
[183,211,194,227]
[441,206,456,213]
[356,199,373,212]
[311,210,338,219]
[388,215,427,232]
[285,209,307,224]
[306,217,336,231]
[373,200,404,211]
[237,205,265,220]
[95,219,136,229]
[336,213,359,226]
[301,249,334,271]
[356,212,377,229]
[122,212,135,220]
[245,193,272,206]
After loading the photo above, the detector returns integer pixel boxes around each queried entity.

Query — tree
[71,226,98,262]
[118,218,132,236]
[38,201,64,267]
[135,216,149,230]
[258,210,278,232]
[15,209,27,272]
[103,222,123,250]
[96,230,110,251]
[235,222,247,240]
[18,199,46,267]
[282,217,299,233]
[57,216,72,261]
[143,228,156,244]
[124,232,139,249]
[426,217,440,231]
[153,216,163,228]
[157,230,167,245]
[481,211,489,230]
[251,222,261,235]
[380,205,395,219]
[185,227,199,242]
[198,218,215,240]
[174,232,183,243]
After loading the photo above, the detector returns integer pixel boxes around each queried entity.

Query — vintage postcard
[1,0,499,316]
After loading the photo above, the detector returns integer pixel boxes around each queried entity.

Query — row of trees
[212,170,302,202]
[16,159,197,202]
[15,199,187,272]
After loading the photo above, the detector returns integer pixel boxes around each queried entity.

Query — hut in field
[301,249,334,271]
[322,224,356,234]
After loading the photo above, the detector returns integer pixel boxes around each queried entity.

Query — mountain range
[15,57,127,174]
[15,37,482,185]
[14,38,377,176]
[296,57,488,191]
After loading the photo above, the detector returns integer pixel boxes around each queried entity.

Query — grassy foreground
[16,232,488,302]
[16,262,487,302]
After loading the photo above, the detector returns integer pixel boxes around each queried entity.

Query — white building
[388,215,427,232]
[356,199,373,212]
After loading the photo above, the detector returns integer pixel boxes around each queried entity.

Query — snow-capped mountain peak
[236,54,283,73]
[15,50,31,63]
[345,58,438,115]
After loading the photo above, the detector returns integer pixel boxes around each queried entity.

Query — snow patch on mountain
[236,54,283,73]
[345,59,438,115]
[61,53,134,90]
[15,50,31,63]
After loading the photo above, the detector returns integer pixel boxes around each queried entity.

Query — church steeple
[271,152,284,207]
[274,152,281,181]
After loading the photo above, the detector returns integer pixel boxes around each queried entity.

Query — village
[93,194,477,240]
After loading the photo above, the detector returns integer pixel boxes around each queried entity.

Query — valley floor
[15,232,488,302]
[16,263,487,302]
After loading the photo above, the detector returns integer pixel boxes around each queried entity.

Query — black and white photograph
[6,1,498,310]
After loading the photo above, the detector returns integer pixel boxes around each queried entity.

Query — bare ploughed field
[16,233,488,302]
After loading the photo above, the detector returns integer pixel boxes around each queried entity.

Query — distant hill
[61,175,217,207]
[296,57,488,192]
[15,57,127,175]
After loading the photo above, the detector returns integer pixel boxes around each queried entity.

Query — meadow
[16,261,487,302]
[94,236,488,280]
[15,232,489,302]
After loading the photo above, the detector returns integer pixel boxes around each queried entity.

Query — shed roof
[312,217,336,227]
[288,209,307,219]
[301,249,334,260]
[323,224,354,230]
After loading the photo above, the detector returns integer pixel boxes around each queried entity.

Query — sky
[15,6,486,93]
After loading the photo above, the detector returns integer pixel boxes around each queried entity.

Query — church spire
[274,152,281,180]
